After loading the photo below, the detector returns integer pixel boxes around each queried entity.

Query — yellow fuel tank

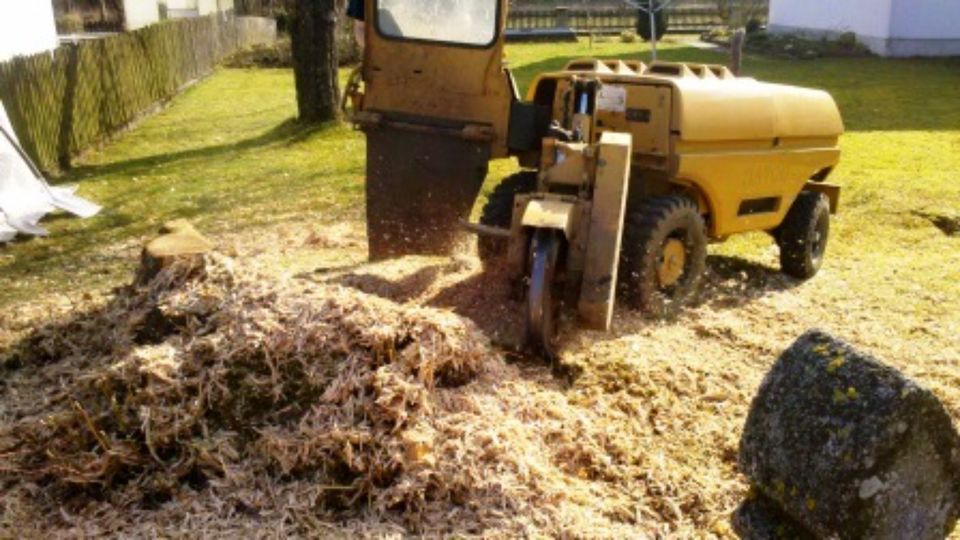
[668,68,843,237]
[525,60,844,237]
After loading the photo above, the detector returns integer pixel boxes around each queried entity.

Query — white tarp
[0,102,101,243]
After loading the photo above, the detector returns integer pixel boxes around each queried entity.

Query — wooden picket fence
[0,13,266,174]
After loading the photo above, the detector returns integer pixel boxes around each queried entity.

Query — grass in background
[1,38,959,320]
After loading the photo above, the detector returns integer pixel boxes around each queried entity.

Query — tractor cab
[351,0,515,259]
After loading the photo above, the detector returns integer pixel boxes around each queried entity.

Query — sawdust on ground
[1,223,958,538]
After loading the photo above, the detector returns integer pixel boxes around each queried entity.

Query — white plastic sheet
[0,101,100,243]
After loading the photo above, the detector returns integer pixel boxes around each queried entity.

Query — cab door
[356,0,515,259]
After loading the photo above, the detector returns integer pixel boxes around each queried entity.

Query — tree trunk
[290,0,340,123]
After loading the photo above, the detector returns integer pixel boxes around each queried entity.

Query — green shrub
[748,30,770,44]
[335,16,361,66]
[700,27,730,45]
[57,13,85,34]
[742,30,871,60]
[620,29,638,43]
[636,2,669,41]
[273,7,290,35]
[835,31,858,50]
[225,39,293,68]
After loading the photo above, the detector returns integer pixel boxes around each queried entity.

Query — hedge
[0,13,252,174]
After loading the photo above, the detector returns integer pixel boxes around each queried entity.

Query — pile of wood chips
[0,252,719,538]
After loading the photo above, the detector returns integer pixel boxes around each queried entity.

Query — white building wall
[889,0,960,38]
[197,0,218,15]
[769,0,960,57]
[165,0,199,18]
[166,0,198,10]
[0,0,59,62]
[123,0,161,30]
[769,0,893,38]
[886,0,960,56]
[167,0,232,17]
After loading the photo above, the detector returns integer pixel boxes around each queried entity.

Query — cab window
[376,0,499,47]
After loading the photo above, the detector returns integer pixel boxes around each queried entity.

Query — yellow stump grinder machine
[346,0,843,357]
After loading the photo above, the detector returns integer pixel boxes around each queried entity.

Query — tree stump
[136,219,213,285]
[739,330,960,539]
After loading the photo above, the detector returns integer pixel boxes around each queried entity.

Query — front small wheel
[777,192,830,279]
[527,228,563,360]
[620,196,707,318]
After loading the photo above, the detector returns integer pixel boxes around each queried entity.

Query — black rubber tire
[527,228,563,361]
[777,191,830,280]
[478,171,537,264]
[620,196,707,318]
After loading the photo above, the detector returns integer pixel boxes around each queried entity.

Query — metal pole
[586,0,593,49]
[730,28,745,75]
[648,0,658,61]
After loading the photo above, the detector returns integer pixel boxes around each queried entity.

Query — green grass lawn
[1,37,959,316]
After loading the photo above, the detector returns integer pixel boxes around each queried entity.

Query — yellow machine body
[357,0,515,158]
[350,0,843,340]
[353,0,517,259]
[523,59,844,239]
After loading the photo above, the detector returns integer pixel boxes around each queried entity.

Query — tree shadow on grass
[2,118,343,273]
[65,118,337,182]
[912,210,960,237]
